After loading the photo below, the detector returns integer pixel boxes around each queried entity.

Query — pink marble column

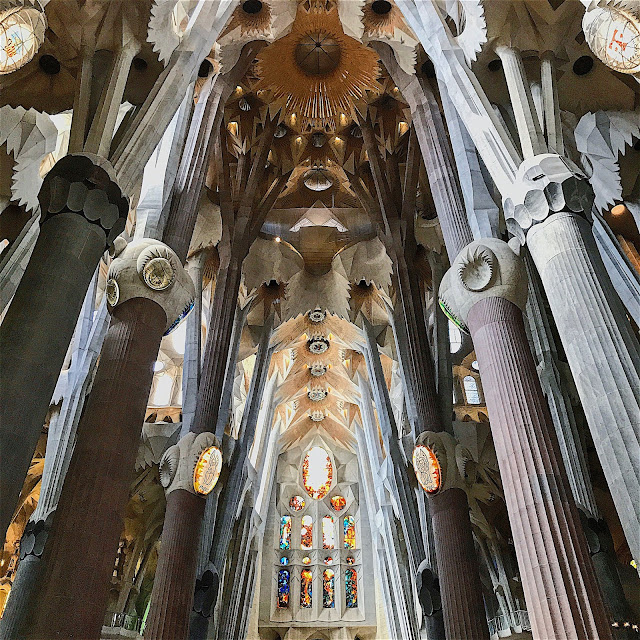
[467,296,612,640]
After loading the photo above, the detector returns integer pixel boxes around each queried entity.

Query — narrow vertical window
[322,568,335,608]
[300,568,313,607]
[345,567,358,608]
[277,569,290,608]
[301,514,313,549]
[279,515,291,550]
[463,375,480,404]
[343,515,356,549]
[322,515,335,549]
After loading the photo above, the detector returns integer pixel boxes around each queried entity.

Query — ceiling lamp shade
[582,5,640,74]
[303,166,334,191]
[0,0,46,75]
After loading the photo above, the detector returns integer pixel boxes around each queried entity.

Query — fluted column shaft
[430,488,488,640]
[24,297,166,639]
[527,212,640,564]
[143,490,206,640]
[0,213,106,540]
[467,296,612,640]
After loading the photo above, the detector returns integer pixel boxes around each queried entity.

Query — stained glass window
[300,568,312,607]
[324,556,333,565]
[277,569,290,608]
[279,515,292,550]
[302,556,311,565]
[280,556,289,565]
[302,446,333,500]
[345,568,358,608]
[344,515,356,549]
[346,556,355,565]
[289,495,305,511]
[301,515,313,549]
[330,495,346,511]
[322,515,335,549]
[463,375,480,404]
[323,569,335,608]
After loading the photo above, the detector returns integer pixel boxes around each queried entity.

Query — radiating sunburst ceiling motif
[256,3,380,131]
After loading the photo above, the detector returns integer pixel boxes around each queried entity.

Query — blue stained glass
[279,515,291,550]
[277,569,290,608]
[280,556,289,565]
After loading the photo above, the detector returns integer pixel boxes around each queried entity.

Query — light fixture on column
[582,5,640,74]
[412,444,442,494]
[0,0,46,75]
[193,445,223,495]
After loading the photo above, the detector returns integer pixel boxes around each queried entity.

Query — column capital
[413,431,466,494]
[106,239,195,334]
[38,153,129,248]
[503,153,594,243]
[438,238,528,333]
[159,432,222,497]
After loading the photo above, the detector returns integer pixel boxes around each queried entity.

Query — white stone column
[180,252,207,435]
[505,154,640,564]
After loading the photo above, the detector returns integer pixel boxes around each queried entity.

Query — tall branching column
[144,116,284,640]
[440,238,611,640]
[21,241,194,640]
[504,156,640,566]
[358,115,487,640]
[0,155,128,541]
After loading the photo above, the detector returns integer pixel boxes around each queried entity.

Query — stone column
[144,115,281,640]
[20,240,194,640]
[439,237,612,640]
[0,153,128,540]
[504,153,640,565]
[0,281,109,639]
[181,252,208,434]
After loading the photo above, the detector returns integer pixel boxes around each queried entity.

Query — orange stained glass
[289,495,305,511]
[343,515,356,549]
[193,446,222,495]
[301,515,313,549]
[300,568,313,607]
[280,516,292,550]
[330,495,346,511]
[302,446,333,500]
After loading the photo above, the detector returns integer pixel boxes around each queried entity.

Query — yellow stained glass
[302,446,333,500]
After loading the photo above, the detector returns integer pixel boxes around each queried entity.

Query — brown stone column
[468,296,611,639]
[143,490,206,640]
[434,232,617,640]
[430,488,488,640]
[24,297,167,639]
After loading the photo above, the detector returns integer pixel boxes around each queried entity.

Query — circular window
[330,495,346,511]
[289,495,306,511]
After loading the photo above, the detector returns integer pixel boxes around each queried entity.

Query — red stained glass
[300,568,313,607]
[301,515,313,549]
[302,446,333,500]
[330,495,346,511]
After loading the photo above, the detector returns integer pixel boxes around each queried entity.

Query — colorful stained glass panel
[344,515,356,549]
[302,446,333,500]
[323,569,335,608]
[322,515,335,549]
[300,568,312,607]
[279,515,292,550]
[301,514,313,549]
[345,568,358,608]
[330,495,346,511]
[277,569,290,608]
[289,495,305,511]
[280,556,289,565]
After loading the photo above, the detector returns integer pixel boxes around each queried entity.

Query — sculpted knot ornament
[159,432,221,497]
[503,154,594,244]
[106,239,195,334]
[439,238,528,333]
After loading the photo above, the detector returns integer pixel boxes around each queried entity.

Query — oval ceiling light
[303,167,333,192]
[0,0,47,75]
[582,5,640,74]
[193,446,223,495]
[412,444,442,494]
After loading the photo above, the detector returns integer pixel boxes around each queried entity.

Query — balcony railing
[104,612,142,634]
[488,610,531,637]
